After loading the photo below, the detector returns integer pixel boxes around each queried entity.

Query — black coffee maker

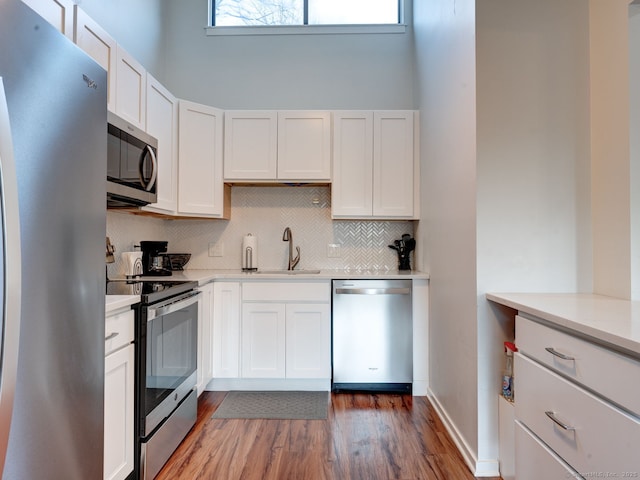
[139,241,172,276]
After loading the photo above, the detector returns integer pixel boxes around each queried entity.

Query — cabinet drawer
[515,420,582,480]
[516,315,640,416]
[515,353,640,475]
[242,281,330,302]
[105,309,134,355]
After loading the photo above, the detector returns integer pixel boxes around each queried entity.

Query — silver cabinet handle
[105,332,119,341]
[545,347,575,361]
[545,411,575,431]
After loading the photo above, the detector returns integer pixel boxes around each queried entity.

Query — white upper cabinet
[277,111,331,180]
[224,110,331,182]
[115,45,146,129]
[178,100,228,218]
[373,111,416,217]
[224,111,278,180]
[332,110,418,219]
[73,6,117,112]
[331,111,374,217]
[22,0,74,40]
[142,75,178,215]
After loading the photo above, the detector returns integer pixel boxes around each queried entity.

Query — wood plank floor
[156,392,502,480]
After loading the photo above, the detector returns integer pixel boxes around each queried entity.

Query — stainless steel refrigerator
[0,0,107,477]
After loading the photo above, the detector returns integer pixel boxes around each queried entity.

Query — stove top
[106,278,198,304]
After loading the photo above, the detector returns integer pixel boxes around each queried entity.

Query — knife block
[397,251,411,271]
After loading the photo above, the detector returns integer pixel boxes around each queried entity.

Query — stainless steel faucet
[282,227,300,270]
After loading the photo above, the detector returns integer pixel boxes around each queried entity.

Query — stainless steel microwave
[107,111,158,207]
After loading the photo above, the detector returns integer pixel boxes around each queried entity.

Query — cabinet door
[285,303,331,379]
[23,0,74,39]
[373,111,414,217]
[277,111,331,180]
[104,344,134,480]
[143,75,178,215]
[332,111,374,217]
[73,6,116,112]
[178,100,226,217]
[213,282,241,378]
[196,283,214,395]
[241,303,286,378]
[224,111,277,180]
[115,45,146,129]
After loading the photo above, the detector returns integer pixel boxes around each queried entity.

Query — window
[211,0,401,27]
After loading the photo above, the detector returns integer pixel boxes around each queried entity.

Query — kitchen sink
[255,269,321,275]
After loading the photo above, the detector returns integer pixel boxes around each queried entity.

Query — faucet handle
[291,246,301,269]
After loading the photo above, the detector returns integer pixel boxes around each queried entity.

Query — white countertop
[105,295,139,314]
[106,269,428,312]
[148,269,429,285]
[486,292,640,358]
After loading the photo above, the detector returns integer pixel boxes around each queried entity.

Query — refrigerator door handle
[0,77,22,473]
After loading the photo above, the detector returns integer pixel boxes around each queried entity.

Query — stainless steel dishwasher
[332,279,412,393]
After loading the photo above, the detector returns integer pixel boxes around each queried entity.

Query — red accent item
[504,341,518,352]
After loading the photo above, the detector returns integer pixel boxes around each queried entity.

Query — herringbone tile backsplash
[107,185,415,274]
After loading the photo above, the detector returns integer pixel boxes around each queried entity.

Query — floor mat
[211,391,328,420]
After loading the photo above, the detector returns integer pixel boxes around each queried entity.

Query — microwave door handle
[138,145,157,192]
[0,77,22,473]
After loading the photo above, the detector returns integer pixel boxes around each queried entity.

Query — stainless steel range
[107,279,200,480]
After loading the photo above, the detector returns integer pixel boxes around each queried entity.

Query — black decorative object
[388,234,416,271]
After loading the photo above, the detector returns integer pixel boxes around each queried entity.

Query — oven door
[141,290,200,437]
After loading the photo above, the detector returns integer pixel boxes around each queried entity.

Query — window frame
[207,0,406,35]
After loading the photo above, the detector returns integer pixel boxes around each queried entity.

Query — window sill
[204,24,407,36]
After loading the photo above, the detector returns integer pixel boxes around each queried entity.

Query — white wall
[416,0,594,475]
[76,0,165,77]
[590,0,631,299]
[475,0,592,474]
[161,0,416,109]
[414,0,480,471]
[630,5,640,299]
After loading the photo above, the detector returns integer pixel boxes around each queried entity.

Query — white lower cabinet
[240,301,330,379]
[212,282,241,378]
[196,283,214,395]
[515,315,640,478]
[104,308,135,480]
[241,302,286,378]
[285,303,331,378]
[211,281,331,389]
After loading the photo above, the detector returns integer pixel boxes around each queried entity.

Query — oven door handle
[147,291,201,321]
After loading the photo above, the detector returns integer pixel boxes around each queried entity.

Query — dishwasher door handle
[335,287,411,295]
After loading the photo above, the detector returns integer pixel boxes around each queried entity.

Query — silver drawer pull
[545,411,575,431]
[544,347,575,361]
[105,332,119,341]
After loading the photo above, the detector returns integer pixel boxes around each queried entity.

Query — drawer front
[516,315,640,416]
[515,421,582,480]
[515,353,640,475]
[105,309,135,355]
[242,281,330,302]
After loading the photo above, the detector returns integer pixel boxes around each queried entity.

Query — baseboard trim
[427,388,500,477]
